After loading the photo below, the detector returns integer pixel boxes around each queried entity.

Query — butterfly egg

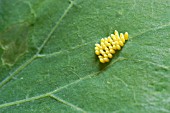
[101,42,105,46]
[112,45,116,50]
[120,33,125,43]
[103,57,109,62]
[100,50,105,55]
[105,49,110,53]
[110,41,115,45]
[99,45,103,49]
[98,55,103,59]
[95,46,100,50]
[102,45,107,50]
[119,41,124,47]
[115,30,121,39]
[104,41,108,46]
[107,36,112,42]
[104,47,109,51]
[120,33,123,37]
[103,54,108,58]
[100,38,105,43]
[95,50,100,55]
[95,44,100,47]
[116,45,121,50]
[101,42,106,49]
[114,30,119,35]
[106,42,111,47]
[99,58,105,63]
[115,34,120,41]
[95,44,100,48]
[111,34,114,38]
[95,46,98,50]
[104,40,108,43]
[110,49,115,54]
[115,41,119,45]
[114,30,119,37]
[108,53,112,58]
[109,46,113,49]
[110,40,114,45]
[124,32,128,40]
[111,34,117,41]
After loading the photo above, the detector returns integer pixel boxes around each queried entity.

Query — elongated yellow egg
[124,32,128,40]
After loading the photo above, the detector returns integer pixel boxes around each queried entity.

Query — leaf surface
[0,0,170,113]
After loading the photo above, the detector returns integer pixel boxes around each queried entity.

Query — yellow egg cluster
[95,30,128,63]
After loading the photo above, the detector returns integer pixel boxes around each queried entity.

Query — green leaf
[0,0,170,113]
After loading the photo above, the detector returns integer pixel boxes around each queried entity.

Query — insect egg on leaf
[95,30,129,63]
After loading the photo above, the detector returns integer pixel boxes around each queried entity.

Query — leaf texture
[0,0,170,113]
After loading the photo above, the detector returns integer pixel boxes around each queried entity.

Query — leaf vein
[0,1,74,88]
[0,57,126,108]
[0,56,36,88]
[40,41,95,57]
[50,94,87,113]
